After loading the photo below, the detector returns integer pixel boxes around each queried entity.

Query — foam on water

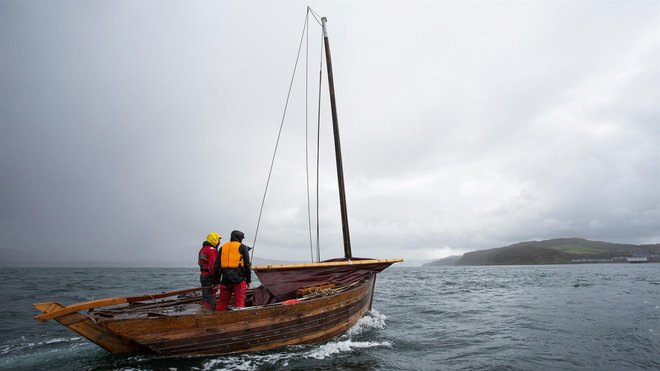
[0,335,81,355]
[44,336,80,345]
[345,309,387,337]
[305,339,393,359]
[202,353,290,371]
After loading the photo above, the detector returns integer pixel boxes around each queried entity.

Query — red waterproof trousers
[215,281,247,311]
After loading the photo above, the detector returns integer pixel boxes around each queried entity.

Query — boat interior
[88,279,364,321]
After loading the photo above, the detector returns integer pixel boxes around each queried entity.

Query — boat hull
[36,275,376,356]
[110,275,375,355]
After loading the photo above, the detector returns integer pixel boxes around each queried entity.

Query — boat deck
[91,291,254,320]
[89,281,357,321]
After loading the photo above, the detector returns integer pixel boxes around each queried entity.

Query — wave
[345,309,387,336]
[305,339,393,360]
[202,353,291,371]
[0,336,81,355]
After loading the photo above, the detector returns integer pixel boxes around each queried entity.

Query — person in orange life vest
[198,232,221,309]
[214,230,251,311]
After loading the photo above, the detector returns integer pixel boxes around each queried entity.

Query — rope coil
[305,286,337,298]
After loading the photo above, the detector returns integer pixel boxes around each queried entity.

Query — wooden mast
[321,17,352,259]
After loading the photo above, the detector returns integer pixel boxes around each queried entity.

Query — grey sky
[1,1,658,266]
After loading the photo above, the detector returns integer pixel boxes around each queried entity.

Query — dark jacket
[214,230,251,285]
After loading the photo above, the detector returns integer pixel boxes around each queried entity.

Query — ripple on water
[3,265,660,370]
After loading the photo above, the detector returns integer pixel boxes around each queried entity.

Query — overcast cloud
[1,1,658,266]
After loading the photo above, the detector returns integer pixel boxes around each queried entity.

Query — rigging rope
[252,7,326,264]
[307,7,323,26]
[308,8,326,263]
[305,10,313,263]
[315,30,324,263]
[251,10,310,260]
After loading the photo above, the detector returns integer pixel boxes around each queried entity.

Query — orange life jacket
[220,241,244,268]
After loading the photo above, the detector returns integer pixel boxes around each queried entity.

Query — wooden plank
[34,298,128,322]
[33,286,205,322]
[253,258,403,271]
[33,302,149,354]
[123,286,206,302]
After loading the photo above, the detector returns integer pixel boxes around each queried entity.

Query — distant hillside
[429,238,659,266]
[422,255,461,266]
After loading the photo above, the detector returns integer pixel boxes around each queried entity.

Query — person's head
[206,232,222,247]
[230,230,245,242]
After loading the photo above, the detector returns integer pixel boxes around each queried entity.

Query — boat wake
[305,338,393,360]
[306,310,391,359]
[0,335,97,371]
[346,308,387,336]
[0,336,82,356]
[201,310,391,370]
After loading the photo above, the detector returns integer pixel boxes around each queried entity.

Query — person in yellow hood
[198,232,221,309]
[214,230,252,311]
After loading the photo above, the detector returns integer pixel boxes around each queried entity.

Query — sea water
[1,264,658,370]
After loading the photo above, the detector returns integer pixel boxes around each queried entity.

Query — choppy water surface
[1,264,658,370]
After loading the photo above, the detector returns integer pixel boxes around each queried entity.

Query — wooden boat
[33,11,402,356]
[33,259,400,355]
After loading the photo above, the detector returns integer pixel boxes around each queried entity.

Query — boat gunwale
[253,258,403,271]
[95,275,371,323]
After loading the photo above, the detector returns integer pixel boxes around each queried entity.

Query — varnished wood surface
[102,276,375,355]
[253,258,403,271]
[146,292,370,355]
[34,286,207,322]
[33,269,390,356]
[33,302,150,354]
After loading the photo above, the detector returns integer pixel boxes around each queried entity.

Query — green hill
[422,255,461,266]
[447,238,659,266]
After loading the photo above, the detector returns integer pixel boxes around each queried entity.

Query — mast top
[321,17,328,37]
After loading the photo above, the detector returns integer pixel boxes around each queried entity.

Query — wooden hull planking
[33,275,377,356]
[32,302,151,354]
[104,275,376,355]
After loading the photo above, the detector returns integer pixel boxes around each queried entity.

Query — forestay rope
[251,7,325,263]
